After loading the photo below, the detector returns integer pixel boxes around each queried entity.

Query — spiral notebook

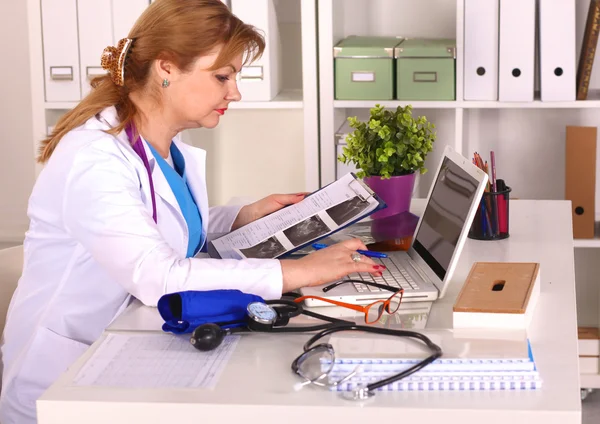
[324,329,542,391]
[328,370,542,392]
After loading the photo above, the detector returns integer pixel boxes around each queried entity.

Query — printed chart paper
[73,333,239,389]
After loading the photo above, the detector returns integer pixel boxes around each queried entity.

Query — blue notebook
[323,329,542,392]
[208,172,386,260]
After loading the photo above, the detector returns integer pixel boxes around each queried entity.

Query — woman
[0,1,384,422]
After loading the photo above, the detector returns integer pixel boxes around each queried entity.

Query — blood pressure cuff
[157,289,264,334]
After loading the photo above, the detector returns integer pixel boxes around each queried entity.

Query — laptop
[299,145,489,306]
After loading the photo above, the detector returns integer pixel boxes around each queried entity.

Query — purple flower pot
[364,173,416,220]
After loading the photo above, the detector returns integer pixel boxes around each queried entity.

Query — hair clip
[101,38,133,86]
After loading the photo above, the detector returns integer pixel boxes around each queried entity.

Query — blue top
[148,142,204,258]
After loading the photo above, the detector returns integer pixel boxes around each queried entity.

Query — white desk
[37,199,582,424]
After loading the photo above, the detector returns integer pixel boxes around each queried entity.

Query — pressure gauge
[247,302,278,325]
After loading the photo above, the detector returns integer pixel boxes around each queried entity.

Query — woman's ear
[155,59,182,83]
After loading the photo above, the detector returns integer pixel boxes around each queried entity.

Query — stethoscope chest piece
[342,386,374,402]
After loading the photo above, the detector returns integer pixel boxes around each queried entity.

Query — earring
[162,78,170,88]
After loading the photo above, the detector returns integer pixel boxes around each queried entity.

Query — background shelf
[45,89,305,111]
[574,223,600,248]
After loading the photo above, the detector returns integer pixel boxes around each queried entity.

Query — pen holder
[468,186,511,241]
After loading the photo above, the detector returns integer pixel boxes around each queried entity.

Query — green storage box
[395,38,456,101]
[334,36,403,100]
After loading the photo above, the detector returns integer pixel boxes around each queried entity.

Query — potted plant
[338,104,436,219]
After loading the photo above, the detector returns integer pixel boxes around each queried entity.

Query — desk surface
[38,199,582,424]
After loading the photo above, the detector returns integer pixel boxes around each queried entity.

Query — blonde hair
[38,0,265,163]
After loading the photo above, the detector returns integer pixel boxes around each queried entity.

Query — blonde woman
[0,1,383,422]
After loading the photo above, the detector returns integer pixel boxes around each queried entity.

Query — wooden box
[453,262,540,329]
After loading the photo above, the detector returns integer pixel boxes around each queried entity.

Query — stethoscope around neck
[126,122,158,223]
[189,295,443,400]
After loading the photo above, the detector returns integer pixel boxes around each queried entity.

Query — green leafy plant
[338,104,436,179]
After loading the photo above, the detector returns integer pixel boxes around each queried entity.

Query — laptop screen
[412,156,480,281]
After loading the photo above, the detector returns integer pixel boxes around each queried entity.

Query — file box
[395,38,456,101]
[334,36,403,100]
[453,262,541,329]
[231,0,281,101]
[335,120,358,178]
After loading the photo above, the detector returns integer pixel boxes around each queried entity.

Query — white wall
[184,109,306,206]
[0,0,35,242]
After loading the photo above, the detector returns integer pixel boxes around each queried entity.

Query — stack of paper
[325,329,542,391]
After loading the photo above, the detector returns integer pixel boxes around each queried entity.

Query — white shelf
[45,102,78,110]
[230,89,303,109]
[573,223,600,248]
[334,100,458,109]
[574,239,600,248]
[580,373,600,389]
[334,99,600,110]
[44,89,304,111]
[463,99,600,109]
[48,96,600,111]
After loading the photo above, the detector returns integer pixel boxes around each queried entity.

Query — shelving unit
[317,0,600,389]
[26,0,320,202]
[318,0,463,189]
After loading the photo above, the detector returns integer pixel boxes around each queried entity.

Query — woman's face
[163,47,243,130]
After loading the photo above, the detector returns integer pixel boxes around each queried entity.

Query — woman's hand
[231,192,309,230]
[279,238,386,292]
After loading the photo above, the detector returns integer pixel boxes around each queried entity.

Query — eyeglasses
[294,280,403,325]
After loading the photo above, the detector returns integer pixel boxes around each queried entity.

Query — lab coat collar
[95,107,182,220]
[95,106,209,240]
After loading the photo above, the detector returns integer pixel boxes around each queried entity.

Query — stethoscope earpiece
[190,323,225,351]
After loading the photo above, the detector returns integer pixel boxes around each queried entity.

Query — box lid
[395,38,456,58]
[334,36,403,58]
[453,262,540,314]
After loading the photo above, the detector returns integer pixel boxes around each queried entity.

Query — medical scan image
[326,195,370,226]
[239,236,287,259]
[283,214,332,247]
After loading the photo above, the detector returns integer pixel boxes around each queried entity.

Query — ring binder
[324,329,541,392]
[328,372,543,392]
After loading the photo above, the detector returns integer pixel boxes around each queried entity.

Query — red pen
[496,179,508,234]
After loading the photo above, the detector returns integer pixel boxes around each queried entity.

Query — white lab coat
[0,106,283,424]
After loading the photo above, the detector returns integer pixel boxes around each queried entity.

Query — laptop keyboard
[346,257,420,292]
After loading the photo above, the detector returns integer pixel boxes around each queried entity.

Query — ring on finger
[351,252,361,262]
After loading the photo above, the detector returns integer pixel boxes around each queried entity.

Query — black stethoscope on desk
[190,296,443,399]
